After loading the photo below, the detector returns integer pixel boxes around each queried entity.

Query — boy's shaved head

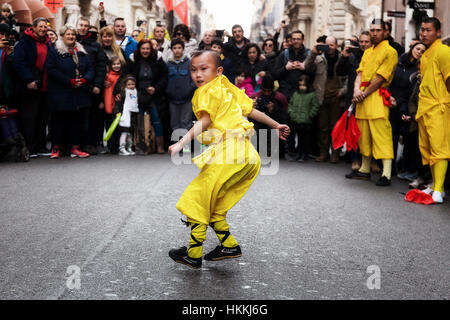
[191,50,221,67]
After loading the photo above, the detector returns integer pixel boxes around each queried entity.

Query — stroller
[0,106,29,162]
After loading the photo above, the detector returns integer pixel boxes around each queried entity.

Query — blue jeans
[141,104,163,137]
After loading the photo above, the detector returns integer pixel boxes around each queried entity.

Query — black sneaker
[345,171,371,180]
[168,246,202,269]
[376,176,391,186]
[204,245,242,261]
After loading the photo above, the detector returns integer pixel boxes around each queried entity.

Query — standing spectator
[113,76,139,156]
[389,41,426,177]
[273,30,310,101]
[239,43,270,89]
[262,38,278,73]
[210,39,234,83]
[47,29,58,45]
[306,36,347,163]
[385,21,405,57]
[415,17,450,203]
[46,25,94,159]
[234,68,254,97]
[151,24,171,62]
[13,18,52,158]
[1,3,16,29]
[223,24,250,71]
[77,17,108,155]
[198,30,215,50]
[166,38,196,152]
[0,23,14,108]
[100,17,137,60]
[251,75,289,158]
[172,24,197,58]
[287,74,320,162]
[345,19,398,186]
[336,32,372,171]
[98,26,127,65]
[129,39,168,154]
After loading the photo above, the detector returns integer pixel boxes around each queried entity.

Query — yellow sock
[187,223,207,259]
[359,156,371,174]
[432,160,448,194]
[210,220,239,248]
[382,159,392,180]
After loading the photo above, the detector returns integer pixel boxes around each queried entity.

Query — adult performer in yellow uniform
[345,19,398,186]
[168,51,290,269]
[416,18,450,204]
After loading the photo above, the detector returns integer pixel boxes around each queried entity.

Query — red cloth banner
[174,0,188,26]
[164,0,173,12]
[44,0,64,13]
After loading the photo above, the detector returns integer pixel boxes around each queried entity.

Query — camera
[8,39,15,46]
[316,44,329,53]
[136,20,145,27]
[345,39,360,54]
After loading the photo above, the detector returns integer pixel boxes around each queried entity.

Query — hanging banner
[164,0,174,12]
[174,0,188,26]
[44,0,64,14]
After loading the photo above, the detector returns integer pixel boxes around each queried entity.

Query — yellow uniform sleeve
[193,85,222,121]
[437,45,450,82]
[376,48,398,83]
[239,93,254,117]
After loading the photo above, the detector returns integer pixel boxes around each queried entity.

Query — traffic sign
[387,11,406,18]
[409,1,435,10]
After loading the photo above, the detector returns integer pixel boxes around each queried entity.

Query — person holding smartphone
[305,35,347,163]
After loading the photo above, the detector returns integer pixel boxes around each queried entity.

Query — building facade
[283,0,367,48]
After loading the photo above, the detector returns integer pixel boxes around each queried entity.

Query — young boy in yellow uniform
[416,18,450,204]
[345,19,398,186]
[168,50,290,269]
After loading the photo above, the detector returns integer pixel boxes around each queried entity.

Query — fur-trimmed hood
[54,39,88,56]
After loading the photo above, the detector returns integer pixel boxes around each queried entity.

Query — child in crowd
[113,76,139,156]
[234,69,254,97]
[166,38,196,152]
[287,74,320,162]
[168,50,290,269]
[102,56,124,153]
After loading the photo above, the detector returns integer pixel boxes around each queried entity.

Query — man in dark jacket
[13,17,52,157]
[385,21,405,56]
[273,30,311,101]
[223,25,249,73]
[77,17,108,154]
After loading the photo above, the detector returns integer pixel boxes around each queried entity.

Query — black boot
[169,246,202,269]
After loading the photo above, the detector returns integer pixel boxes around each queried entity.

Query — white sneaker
[432,191,443,204]
[422,187,433,195]
[119,147,130,156]
[126,147,135,155]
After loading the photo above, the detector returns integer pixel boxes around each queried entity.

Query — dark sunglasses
[176,32,183,36]
[264,43,273,47]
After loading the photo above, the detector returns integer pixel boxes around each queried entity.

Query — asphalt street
[0,153,449,300]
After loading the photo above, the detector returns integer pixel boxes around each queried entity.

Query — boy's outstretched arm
[248,108,290,140]
[168,111,212,156]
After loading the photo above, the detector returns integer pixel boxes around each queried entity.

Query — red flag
[164,0,174,12]
[45,0,64,13]
[174,0,189,26]
[331,105,360,152]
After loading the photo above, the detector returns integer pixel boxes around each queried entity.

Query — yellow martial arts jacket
[417,39,450,120]
[355,40,398,120]
[191,75,256,169]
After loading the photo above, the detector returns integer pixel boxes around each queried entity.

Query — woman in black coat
[129,39,168,153]
[388,41,426,166]
[239,43,270,89]
[46,25,94,159]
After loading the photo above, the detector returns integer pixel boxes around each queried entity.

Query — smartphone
[216,30,224,38]
[316,44,329,53]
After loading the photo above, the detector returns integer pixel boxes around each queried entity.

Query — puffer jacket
[288,91,320,124]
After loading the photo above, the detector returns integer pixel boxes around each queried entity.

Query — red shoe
[50,146,60,159]
[70,146,90,158]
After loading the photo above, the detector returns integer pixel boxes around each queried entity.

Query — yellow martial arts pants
[357,118,394,160]
[417,106,450,166]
